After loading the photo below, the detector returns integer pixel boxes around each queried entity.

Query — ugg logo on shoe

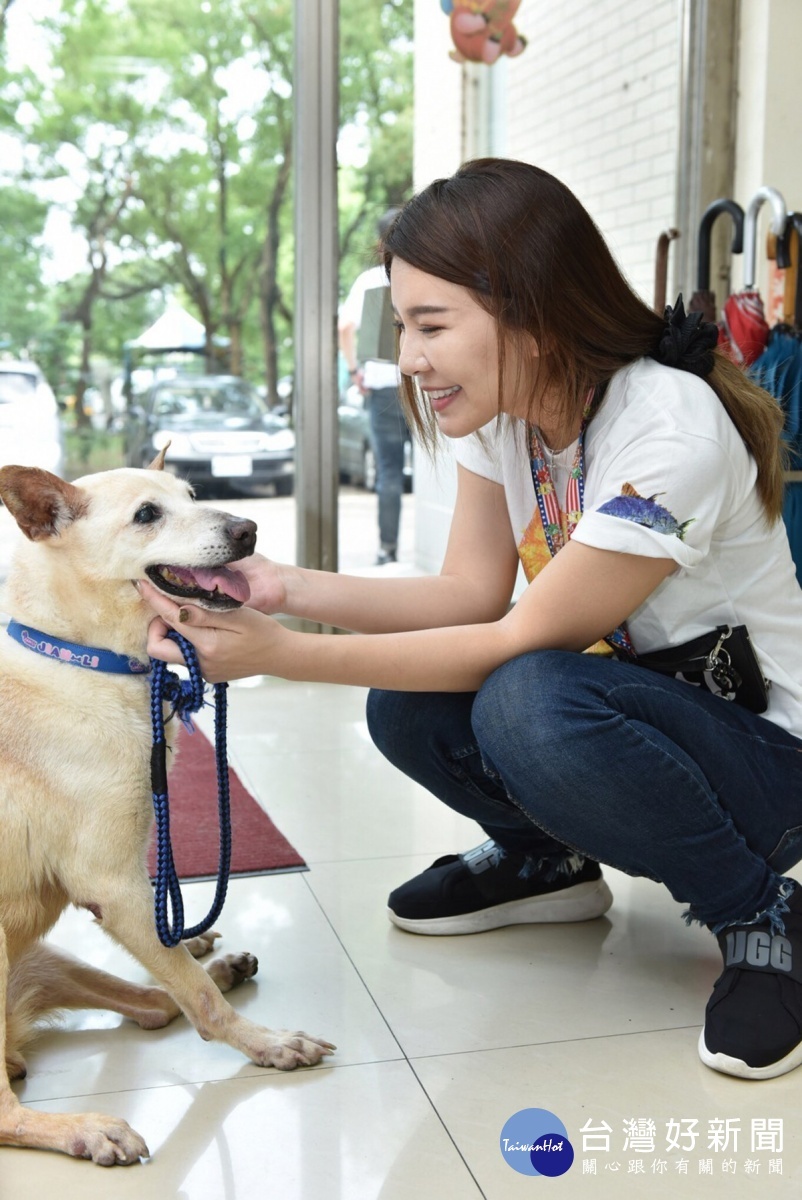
[724,929,792,971]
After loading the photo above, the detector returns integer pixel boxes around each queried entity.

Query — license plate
[211,455,252,478]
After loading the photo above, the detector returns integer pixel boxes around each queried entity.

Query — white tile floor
[1,492,802,1195]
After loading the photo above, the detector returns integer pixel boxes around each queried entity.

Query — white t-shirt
[453,357,802,738]
[340,266,400,391]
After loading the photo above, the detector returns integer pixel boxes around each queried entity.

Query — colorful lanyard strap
[528,395,635,659]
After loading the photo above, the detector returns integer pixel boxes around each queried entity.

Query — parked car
[337,385,412,491]
[124,374,295,496]
[0,360,65,477]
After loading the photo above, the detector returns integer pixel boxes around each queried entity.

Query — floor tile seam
[223,732,370,744]
[292,867,596,1195]
[293,875,706,1052]
[300,858,437,871]
[20,1054,416,1108]
[297,852,452,867]
[226,746,372,755]
[298,871,415,1063]
[405,1059,490,1200]
[404,1023,706,1064]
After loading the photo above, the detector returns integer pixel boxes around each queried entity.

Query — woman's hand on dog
[231,552,289,615]
[138,579,289,683]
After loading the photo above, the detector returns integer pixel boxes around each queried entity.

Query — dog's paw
[249,1030,336,1070]
[183,930,222,958]
[207,951,258,993]
[69,1115,149,1166]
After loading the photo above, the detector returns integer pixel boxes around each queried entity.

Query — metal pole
[293,0,339,609]
[673,0,739,303]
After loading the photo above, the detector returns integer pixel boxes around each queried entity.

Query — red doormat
[147,725,306,881]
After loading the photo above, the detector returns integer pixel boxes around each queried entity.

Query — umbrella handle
[654,228,680,314]
[743,186,788,290]
[781,213,802,331]
[696,199,744,291]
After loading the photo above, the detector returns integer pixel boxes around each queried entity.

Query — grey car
[125,374,295,496]
[337,385,412,491]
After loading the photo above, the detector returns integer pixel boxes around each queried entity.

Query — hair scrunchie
[649,295,719,378]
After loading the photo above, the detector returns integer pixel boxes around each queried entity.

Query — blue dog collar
[6,619,150,675]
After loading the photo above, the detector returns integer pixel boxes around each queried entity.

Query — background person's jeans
[367,650,802,930]
[368,386,409,552]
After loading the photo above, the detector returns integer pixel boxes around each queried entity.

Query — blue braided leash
[149,630,232,948]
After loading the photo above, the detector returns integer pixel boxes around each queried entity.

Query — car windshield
[151,380,268,421]
[0,372,38,402]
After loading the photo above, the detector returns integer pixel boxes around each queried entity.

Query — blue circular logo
[530,1131,575,1177]
[500,1108,574,1177]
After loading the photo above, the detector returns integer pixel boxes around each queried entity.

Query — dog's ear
[148,442,171,470]
[0,466,88,541]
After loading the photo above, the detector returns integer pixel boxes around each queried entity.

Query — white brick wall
[503,0,682,303]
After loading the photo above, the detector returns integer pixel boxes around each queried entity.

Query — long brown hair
[383,158,786,521]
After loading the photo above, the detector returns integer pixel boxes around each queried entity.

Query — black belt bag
[633,624,770,714]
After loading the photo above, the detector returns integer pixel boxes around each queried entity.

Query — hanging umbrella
[752,326,802,459]
[720,186,788,367]
[751,213,802,455]
[751,212,802,583]
[688,198,744,324]
[772,208,802,329]
[653,228,680,315]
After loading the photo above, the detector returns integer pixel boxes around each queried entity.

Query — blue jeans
[366,651,802,930]
[368,387,408,551]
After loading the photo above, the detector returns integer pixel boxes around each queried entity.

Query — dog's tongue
[190,566,250,602]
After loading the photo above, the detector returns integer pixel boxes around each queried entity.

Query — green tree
[123,0,296,397]
[339,0,413,289]
[16,0,169,419]
[0,0,14,42]
[1,0,413,409]
[0,186,50,355]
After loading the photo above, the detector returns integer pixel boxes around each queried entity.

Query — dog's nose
[226,518,257,554]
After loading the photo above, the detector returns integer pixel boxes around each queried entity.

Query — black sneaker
[699,883,802,1079]
[387,840,613,935]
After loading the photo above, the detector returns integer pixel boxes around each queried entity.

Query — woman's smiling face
[391,258,519,437]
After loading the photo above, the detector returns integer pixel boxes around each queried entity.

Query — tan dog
[0,461,333,1166]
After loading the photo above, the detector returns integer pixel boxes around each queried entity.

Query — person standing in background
[339,209,409,565]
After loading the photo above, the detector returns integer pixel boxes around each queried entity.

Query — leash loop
[149,631,231,947]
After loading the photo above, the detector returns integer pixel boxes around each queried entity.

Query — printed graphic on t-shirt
[597,483,695,540]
